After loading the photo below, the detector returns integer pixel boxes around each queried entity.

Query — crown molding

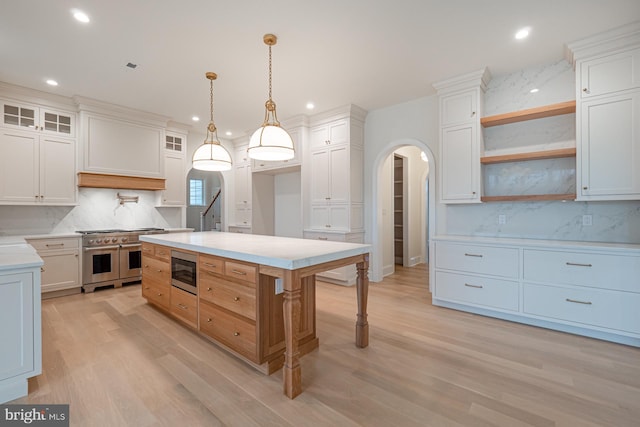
[565,21,640,68]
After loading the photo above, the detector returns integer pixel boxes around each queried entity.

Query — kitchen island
[139,231,371,399]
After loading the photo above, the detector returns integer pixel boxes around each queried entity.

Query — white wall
[275,171,303,238]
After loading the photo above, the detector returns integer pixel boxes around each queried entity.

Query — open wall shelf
[480,101,576,128]
[481,147,576,164]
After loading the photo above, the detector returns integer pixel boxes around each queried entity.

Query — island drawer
[170,286,198,328]
[142,256,170,284]
[224,261,257,284]
[434,271,519,312]
[199,275,256,320]
[435,241,518,278]
[199,300,257,361]
[523,283,640,334]
[154,245,171,261]
[142,281,170,310]
[199,254,224,275]
[523,249,640,293]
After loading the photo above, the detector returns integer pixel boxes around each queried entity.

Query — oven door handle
[83,245,120,252]
[120,243,142,249]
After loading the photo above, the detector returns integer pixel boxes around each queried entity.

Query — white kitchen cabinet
[579,47,640,99]
[2,99,75,137]
[309,118,348,150]
[0,128,76,205]
[159,132,187,206]
[433,69,489,204]
[578,90,640,200]
[440,123,481,202]
[569,24,640,201]
[303,230,364,285]
[26,236,81,298]
[433,236,640,347]
[0,263,41,404]
[306,106,365,233]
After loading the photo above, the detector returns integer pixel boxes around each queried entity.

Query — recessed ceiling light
[192,116,200,122]
[225,131,233,136]
[515,27,530,40]
[46,79,58,86]
[530,88,539,93]
[306,102,315,110]
[72,9,90,23]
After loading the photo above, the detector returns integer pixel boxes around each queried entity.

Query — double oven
[79,228,166,292]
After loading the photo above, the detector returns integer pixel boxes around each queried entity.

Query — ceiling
[1,1,639,139]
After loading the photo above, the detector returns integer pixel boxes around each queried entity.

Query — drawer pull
[205,263,217,268]
[206,318,212,322]
[566,262,592,267]
[144,286,149,290]
[45,243,65,248]
[177,303,188,310]
[464,283,483,289]
[157,269,162,273]
[157,293,163,297]
[234,296,240,301]
[206,287,212,291]
[231,269,247,276]
[234,332,240,336]
[464,253,483,258]
[318,237,328,240]
[566,298,592,305]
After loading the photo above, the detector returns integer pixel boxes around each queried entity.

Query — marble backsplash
[445,59,640,244]
[0,188,181,236]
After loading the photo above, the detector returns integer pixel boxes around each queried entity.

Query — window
[189,179,205,206]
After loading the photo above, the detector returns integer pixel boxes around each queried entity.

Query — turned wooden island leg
[282,269,302,399]
[356,254,370,348]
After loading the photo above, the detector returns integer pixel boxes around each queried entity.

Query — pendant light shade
[247,34,294,161]
[192,72,232,171]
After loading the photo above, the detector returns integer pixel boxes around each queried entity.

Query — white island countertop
[140,231,371,270]
[0,237,43,272]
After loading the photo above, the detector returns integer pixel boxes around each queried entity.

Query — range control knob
[122,237,128,243]
[96,238,103,244]
[111,237,118,243]
[88,239,95,245]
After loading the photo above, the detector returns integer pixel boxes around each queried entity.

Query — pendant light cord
[210,78,215,124]
[268,44,272,102]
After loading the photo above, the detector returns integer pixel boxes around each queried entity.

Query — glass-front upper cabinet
[2,100,75,137]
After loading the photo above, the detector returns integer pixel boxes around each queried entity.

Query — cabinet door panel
[441,91,477,126]
[40,136,76,204]
[310,149,329,203]
[580,48,640,98]
[0,272,35,378]
[580,92,639,198]
[162,152,185,206]
[441,124,479,201]
[329,146,349,203]
[0,130,38,203]
[40,251,80,292]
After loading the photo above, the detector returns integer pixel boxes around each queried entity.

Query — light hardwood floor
[14,264,640,426]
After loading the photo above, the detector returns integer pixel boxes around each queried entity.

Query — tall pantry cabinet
[304,105,366,285]
[568,22,640,201]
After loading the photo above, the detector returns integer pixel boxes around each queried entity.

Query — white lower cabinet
[433,237,640,346]
[303,230,364,285]
[26,236,81,298]
[0,266,41,403]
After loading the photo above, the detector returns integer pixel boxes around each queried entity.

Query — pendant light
[248,34,295,161]
[192,72,232,171]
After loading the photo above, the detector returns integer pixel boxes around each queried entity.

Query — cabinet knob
[583,186,588,190]
[583,88,590,94]
[325,224,331,228]
[472,191,476,195]
[207,287,212,291]
[234,296,240,301]
[157,293,163,296]
[41,267,45,272]
[206,318,212,322]
[471,111,476,116]
[234,332,240,336]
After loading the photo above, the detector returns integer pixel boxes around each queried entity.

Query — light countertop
[0,239,43,272]
[140,231,371,270]
[433,235,640,253]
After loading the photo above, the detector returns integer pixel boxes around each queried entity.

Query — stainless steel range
[78,228,166,292]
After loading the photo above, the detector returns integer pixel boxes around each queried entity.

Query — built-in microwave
[171,250,197,295]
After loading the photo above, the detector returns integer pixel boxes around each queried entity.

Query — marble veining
[0,188,181,236]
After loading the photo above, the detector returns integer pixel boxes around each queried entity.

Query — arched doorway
[185,168,224,231]
[370,139,436,288]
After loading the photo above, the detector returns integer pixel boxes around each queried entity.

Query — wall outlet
[582,214,593,226]
[498,214,506,225]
